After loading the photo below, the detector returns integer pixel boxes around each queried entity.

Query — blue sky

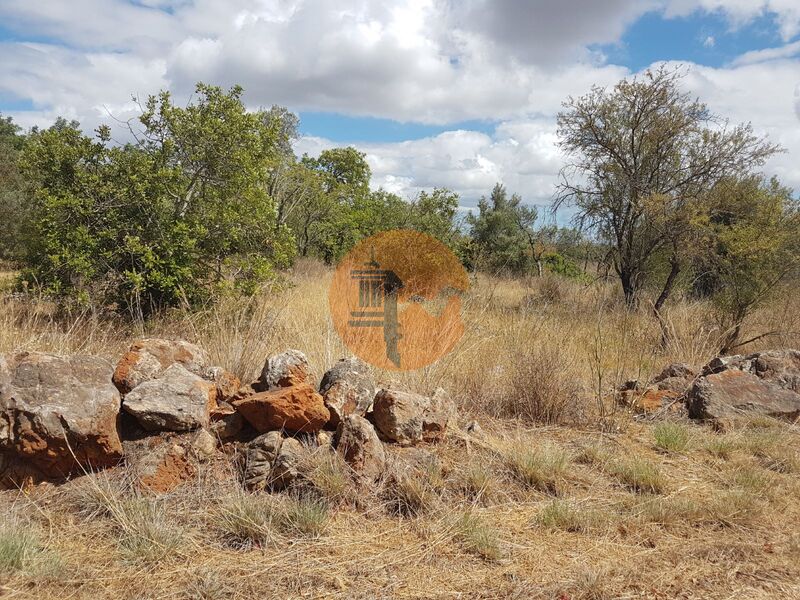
[1,0,799,208]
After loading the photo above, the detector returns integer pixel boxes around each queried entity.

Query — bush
[18,86,295,316]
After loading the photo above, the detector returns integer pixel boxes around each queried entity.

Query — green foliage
[19,84,295,315]
[694,176,800,352]
[0,114,28,261]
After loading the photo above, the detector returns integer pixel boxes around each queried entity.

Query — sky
[1,0,799,217]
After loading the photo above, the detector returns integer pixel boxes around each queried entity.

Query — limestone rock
[113,338,210,395]
[333,415,385,481]
[372,388,455,445]
[260,349,314,389]
[319,357,375,428]
[0,352,123,477]
[123,364,217,432]
[233,383,329,433]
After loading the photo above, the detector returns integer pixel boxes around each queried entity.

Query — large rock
[260,349,314,389]
[372,388,455,445]
[333,415,385,481]
[243,431,305,491]
[122,364,217,432]
[319,357,375,428]
[124,429,217,493]
[687,350,800,422]
[113,338,211,395]
[205,366,241,404]
[233,383,329,433]
[0,352,123,477]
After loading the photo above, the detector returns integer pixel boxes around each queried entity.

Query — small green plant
[279,495,329,538]
[454,512,503,561]
[703,435,737,460]
[115,497,186,563]
[607,458,666,494]
[505,443,569,495]
[457,461,496,502]
[536,500,605,533]
[216,493,278,549]
[303,451,351,505]
[0,522,40,573]
[653,423,690,453]
[384,474,437,517]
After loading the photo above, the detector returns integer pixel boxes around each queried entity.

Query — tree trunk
[620,268,638,309]
[535,259,543,277]
[653,256,681,349]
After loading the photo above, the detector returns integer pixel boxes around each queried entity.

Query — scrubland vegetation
[1,66,799,598]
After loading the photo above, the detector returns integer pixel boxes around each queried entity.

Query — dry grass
[1,263,800,598]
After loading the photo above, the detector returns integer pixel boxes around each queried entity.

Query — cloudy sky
[1,0,799,216]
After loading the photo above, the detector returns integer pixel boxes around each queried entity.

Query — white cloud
[703,35,716,47]
[0,0,798,210]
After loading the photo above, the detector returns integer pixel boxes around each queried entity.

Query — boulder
[209,402,245,441]
[233,383,329,433]
[372,388,455,445]
[243,431,305,491]
[260,349,314,389]
[124,429,216,493]
[319,357,375,427]
[122,364,217,432]
[687,350,800,422]
[113,338,211,395]
[333,415,385,481]
[205,367,241,403]
[0,352,123,477]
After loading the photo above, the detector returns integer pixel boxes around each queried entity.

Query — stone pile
[618,349,800,427]
[0,340,456,493]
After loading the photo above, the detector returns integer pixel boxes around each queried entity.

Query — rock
[333,415,385,481]
[687,367,800,422]
[372,388,455,445]
[244,431,284,491]
[123,431,216,494]
[123,364,217,432]
[0,352,123,477]
[620,388,681,414]
[243,431,305,491]
[233,383,329,433]
[319,357,376,428]
[209,402,245,441]
[260,349,314,389]
[204,367,241,403]
[653,363,696,382]
[270,437,304,490]
[113,338,211,395]
[465,420,483,436]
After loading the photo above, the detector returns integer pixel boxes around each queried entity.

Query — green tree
[0,114,28,261]
[556,67,781,312]
[20,84,295,315]
[695,176,800,353]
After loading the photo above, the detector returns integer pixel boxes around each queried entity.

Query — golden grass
[1,262,800,598]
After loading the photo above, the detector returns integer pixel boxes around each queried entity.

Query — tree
[556,67,781,312]
[695,176,800,353]
[0,114,28,261]
[467,183,552,276]
[20,84,295,315]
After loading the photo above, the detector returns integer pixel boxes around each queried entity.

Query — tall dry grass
[1,261,799,426]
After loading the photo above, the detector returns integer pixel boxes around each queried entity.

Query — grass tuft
[653,422,690,453]
[505,443,569,495]
[453,511,503,561]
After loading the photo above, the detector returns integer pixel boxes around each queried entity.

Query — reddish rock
[233,383,330,433]
[124,430,217,493]
[0,352,123,478]
[620,388,681,414]
[205,367,241,403]
[113,338,210,395]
